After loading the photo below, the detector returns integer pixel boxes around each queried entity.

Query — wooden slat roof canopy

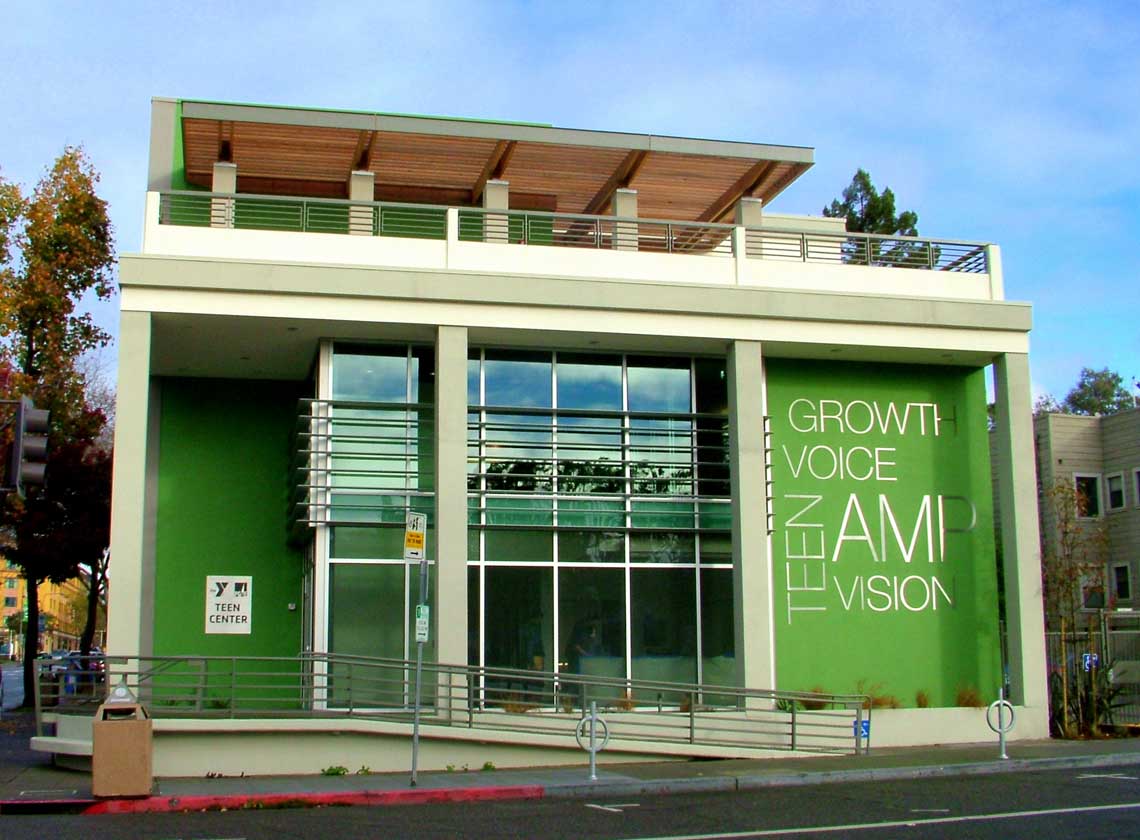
[179,100,814,222]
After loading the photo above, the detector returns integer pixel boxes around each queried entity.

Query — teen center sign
[205,575,253,634]
[766,360,1000,705]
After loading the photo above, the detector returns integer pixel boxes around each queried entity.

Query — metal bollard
[574,700,611,781]
[986,689,1015,760]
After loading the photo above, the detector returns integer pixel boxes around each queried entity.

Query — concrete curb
[731,751,1140,790]
[3,750,1140,815]
[545,752,1140,800]
[80,783,545,814]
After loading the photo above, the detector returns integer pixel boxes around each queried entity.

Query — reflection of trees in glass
[631,461,692,495]
[695,420,729,497]
[558,459,623,494]
[470,457,703,496]
[483,459,552,492]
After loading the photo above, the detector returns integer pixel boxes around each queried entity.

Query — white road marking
[1077,773,1138,781]
[628,800,1140,839]
[586,802,641,813]
[908,808,950,813]
[19,789,78,797]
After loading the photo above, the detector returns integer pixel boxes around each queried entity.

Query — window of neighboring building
[1134,468,1140,509]
[1074,474,1102,518]
[1106,472,1126,511]
[5,579,15,589]
[1113,564,1132,602]
[3,597,15,608]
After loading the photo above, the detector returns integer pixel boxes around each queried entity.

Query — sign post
[405,511,428,786]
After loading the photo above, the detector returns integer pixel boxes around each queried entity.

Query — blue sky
[2,1,1137,399]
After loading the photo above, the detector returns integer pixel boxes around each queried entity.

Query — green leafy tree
[1035,367,1135,417]
[823,169,928,267]
[0,147,115,704]
[1062,367,1135,416]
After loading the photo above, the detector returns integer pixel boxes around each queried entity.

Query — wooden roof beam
[583,150,648,215]
[697,159,779,223]
[217,121,234,162]
[471,140,517,204]
[759,163,807,207]
[352,130,377,171]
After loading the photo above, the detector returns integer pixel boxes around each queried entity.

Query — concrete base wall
[152,728,657,778]
[868,705,1048,747]
[35,703,1050,778]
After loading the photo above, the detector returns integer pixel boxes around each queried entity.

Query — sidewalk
[2,701,1140,815]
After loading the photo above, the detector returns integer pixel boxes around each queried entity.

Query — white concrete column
[347,170,375,236]
[434,325,469,669]
[993,352,1048,719]
[483,179,509,243]
[728,340,774,693]
[612,187,638,251]
[736,197,763,259]
[147,98,177,192]
[210,161,237,228]
[107,310,156,658]
[986,244,1005,301]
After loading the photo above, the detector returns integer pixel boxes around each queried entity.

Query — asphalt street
[2,765,1138,839]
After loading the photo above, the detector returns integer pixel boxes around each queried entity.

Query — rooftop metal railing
[744,229,988,272]
[36,654,870,756]
[156,191,988,274]
[457,207,737,256]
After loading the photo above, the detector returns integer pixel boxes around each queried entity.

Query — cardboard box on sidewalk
[92,702,152,797]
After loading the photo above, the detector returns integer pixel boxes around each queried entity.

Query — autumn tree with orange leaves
[0,148,115,703]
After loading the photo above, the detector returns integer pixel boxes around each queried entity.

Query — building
[93,98,1047,775]
[1035,408,1140,611]
[1,559,19,657]
[1,564,93,657]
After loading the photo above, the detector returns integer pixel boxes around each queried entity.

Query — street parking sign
[404,512,427,561]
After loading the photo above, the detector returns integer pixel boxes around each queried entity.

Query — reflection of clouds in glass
[467,360,480,404]
[333,353,410,402]
[629,365,690,412]
[557,363,622,410]
[485,360,552,407]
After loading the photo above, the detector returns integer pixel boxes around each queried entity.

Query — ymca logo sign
[205,575,253,635]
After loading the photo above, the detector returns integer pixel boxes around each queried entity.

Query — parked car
[67,649,105,673]
[37,651,71,674]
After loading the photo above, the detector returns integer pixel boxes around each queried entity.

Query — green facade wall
[766,360,1000,707]
[153,377,306,657]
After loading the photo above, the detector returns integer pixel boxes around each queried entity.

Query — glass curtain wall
[467,350,732,707]
[324,343,435,707]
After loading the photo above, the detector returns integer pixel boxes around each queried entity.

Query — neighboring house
[1035,408,1140,614]
[88,97,1046,776]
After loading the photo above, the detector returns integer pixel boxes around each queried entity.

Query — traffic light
[4,397,50,495]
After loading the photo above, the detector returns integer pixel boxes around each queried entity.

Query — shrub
[954,685,984,708]
[801,686,830,711]
[855,679,901,710]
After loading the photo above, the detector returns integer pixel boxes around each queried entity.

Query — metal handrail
[743,227,988,273]
[156,191,988,274]
[36,653,871,756]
